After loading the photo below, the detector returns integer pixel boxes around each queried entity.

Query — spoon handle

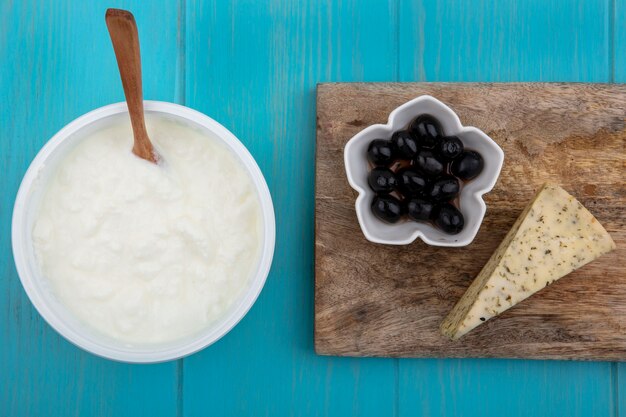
[105,9,157,163]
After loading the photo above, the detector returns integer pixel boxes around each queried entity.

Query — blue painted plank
[182,0,398,415]
[398,1,616,417]
[618,364,625,417]
[399,0,610,82]
[0,1,181,416]
[613,2,625,411]
[399,359,614,417]
[614,0,625,83]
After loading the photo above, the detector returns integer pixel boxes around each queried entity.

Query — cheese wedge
[441,183,615,340]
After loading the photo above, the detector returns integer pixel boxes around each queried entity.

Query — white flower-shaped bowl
[344,95,504,247]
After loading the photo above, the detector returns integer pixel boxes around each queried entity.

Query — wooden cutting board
[314,83,626,360]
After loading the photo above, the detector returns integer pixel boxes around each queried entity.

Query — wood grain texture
[315,82,625,361]
[0,1,181,416]
[615,0,626,409]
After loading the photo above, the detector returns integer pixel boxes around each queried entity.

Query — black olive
[397,168,429,196]
[414,150,445,177]
[406,198,435,222]
[451,150,484,180]
[367,139,396,166]
[433,203,464,234]
[410,114,443,148]
[437,136,464,161]
[371,195,403,223]
[428,176,460,202]
[391,130,419,159]
[367,167,397,194]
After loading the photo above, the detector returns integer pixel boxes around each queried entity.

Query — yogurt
[32,115,263,345]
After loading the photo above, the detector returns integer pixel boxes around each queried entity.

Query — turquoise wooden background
[1,0,623,416]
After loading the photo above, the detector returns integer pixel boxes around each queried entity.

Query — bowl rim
[11,101,276,363]
[343,95,504,247]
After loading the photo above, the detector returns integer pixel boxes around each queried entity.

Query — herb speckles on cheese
[440,183,616,340]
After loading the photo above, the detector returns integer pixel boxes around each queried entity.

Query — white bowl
[12,101,276,363]
[344,95,504,247]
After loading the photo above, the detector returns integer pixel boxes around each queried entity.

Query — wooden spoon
[105,8,158,164]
